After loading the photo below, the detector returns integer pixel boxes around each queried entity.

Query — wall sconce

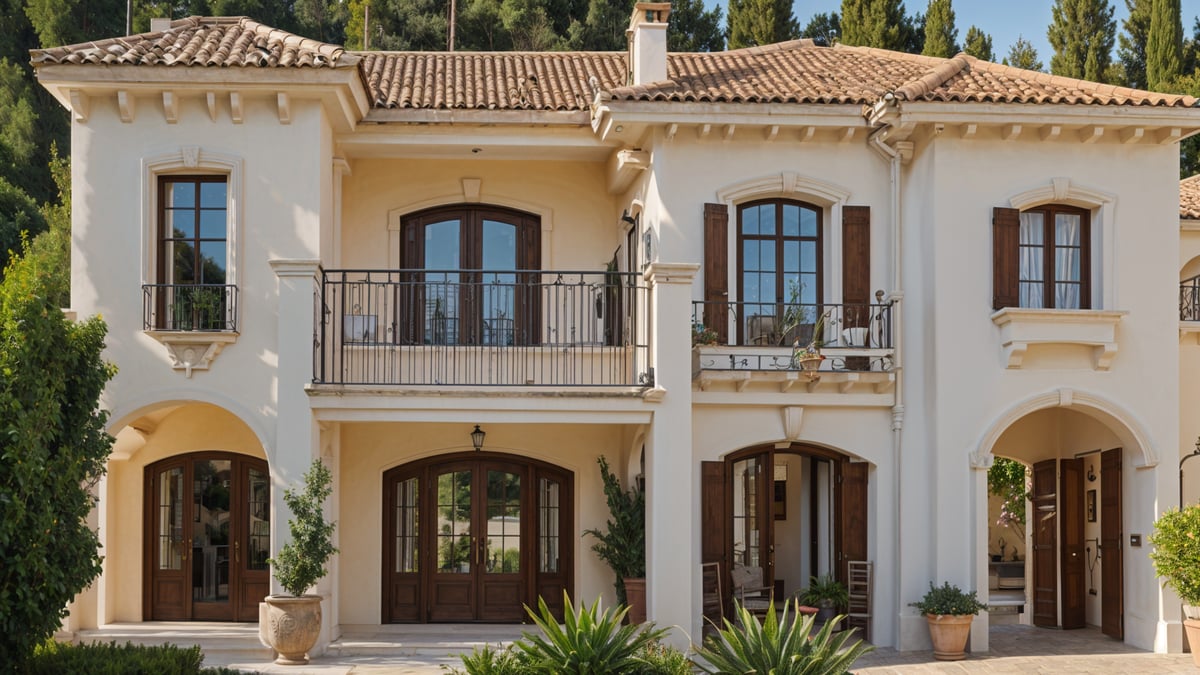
[1087,464,1097,482]
[471,425,486,452]
[621,210,638,226]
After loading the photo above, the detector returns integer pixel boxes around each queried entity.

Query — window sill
[990,308,1127,370]
[1180,321,1200,343]
[145,330,239,378]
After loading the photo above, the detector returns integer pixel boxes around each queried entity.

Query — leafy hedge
[29,641,242,674]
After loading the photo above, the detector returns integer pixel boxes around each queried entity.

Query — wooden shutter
[1060,458,1086,629]
[993,207,1020,310]
[1031,459,1057,627]
[703,204,729,344]
[836,460,869,585]
[1101,448,1123,639]
[842,206,871,328]
[701,461,728,616]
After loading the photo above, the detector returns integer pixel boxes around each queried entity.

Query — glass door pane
[481,220,517,346]
[424,219,461,344]
[158,467,184,570]
[395,476,419,573]
[192,459,232,604]
[246,467,270,571]
[435,469,473,573]
[484,470,521,573]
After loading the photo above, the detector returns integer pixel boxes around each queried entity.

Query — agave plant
[515,592,668,674]
[446,642,529,675]
[695,599,872,675]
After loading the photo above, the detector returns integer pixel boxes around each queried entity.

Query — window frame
[734,198,824,345]
[1018,203,1092,310]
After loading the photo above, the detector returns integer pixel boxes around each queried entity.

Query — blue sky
[705,1,1200,66]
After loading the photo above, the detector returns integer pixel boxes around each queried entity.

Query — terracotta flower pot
[1185,618,1200,668]
[263,595,322,665]
[623,577,647,624]
[925,613,974,661]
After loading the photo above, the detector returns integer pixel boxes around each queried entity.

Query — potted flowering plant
[911,582,987,661]
[1149,504,1200,666]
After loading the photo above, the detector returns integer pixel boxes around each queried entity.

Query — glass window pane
[158,467,184,571]
[1020,213,1044,245]
[199,210,226,240]
[482,220,517,270]
[782,205,800,236]
[167,182,196,208]
[1020,281,1044,308]
[395,477,419,573]
[801,241,816,272]
[485,471,520,574]
[1019,245,1043,283]
[783,241,799,274]
[731,457,762,570]
[800,208,818,237]
[1055,246,1081,283]
[193,460,232,603]
[425,220,461,270]
[199,242,227,284]
[1055,214,1081,246]
[743,206,759,235]
[199,181,226,209]
[171,242,196,284]
[799,273,818,305]
[167,209,194,239]
[1056,282,1082,309]
[539,478,560,574]
[758,204,776,235]
[759,241,776,272]
[436,470,472,573]
[743,241,760,272]
[247,468,270,571]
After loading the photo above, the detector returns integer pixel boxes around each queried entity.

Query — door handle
[235,540,240,564]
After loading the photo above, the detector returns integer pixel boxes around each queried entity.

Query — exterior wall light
[471,425,486,452]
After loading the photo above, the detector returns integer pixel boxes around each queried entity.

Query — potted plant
[262,459,338,665]
[790,311,827,372]
[1149,503,1200,666]
[799,574,849,624]
[584,456,646,623]
[910,581,986,661]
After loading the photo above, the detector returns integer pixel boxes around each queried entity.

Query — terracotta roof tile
[30,16,353,68]
[1182,175,1200,219]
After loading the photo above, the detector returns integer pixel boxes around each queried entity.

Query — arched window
[400,206,540,345]
[737,199,823,345]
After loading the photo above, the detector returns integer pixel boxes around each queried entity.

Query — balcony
[314,269,649,387]
[690,299,896,393]
[141,283,239,376]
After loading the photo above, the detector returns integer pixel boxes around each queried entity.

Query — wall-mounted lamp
[471,425,486,452]
[621,210,638,226]
[1087,464,1097,482]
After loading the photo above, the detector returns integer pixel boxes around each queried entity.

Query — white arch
[716,172,853,207]
[969,387,1158,469]
[107,387,273,459]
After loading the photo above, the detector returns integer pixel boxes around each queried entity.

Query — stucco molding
[1007,177,1118,309]
[715,172,852,207]
[146,331,238,378]
[969,387,1159,470]
[106,390,274,461]
[990,307,1127,370]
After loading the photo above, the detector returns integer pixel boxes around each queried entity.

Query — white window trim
[1007,177,1116,310]
[142,146,243,290]
[715,172,854,315]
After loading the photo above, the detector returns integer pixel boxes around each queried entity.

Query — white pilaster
[643,262,699,647]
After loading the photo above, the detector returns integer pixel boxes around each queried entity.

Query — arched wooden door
[383,452,573,623]
[144,453,270,621]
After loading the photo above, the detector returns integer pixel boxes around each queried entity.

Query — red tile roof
[1182,175,1200,219]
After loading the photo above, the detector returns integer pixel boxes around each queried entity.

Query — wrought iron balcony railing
[691,299,895,372]
[315,269,650,387]
[1182,275,1200,321]
[143,284,239,332]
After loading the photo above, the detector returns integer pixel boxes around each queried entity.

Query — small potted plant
[692,321,720,347]
[584,456,646,623]
[1149,503,1200,667]
[262,459,338,665]
[799,574,849,624]
[910,581,986,661]
[790,311,827,372]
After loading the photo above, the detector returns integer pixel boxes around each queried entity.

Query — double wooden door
[383,453,572,623]
[144,454,270,621]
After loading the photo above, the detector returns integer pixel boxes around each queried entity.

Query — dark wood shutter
[703,204,729,344]
[836,460,869,585]
[842,206,871,327]
[1060,458,1086,629]
[1032,459,1057,627]
[993,207,1020,310]
[701,461,728,617]
[1101,448,1123,639]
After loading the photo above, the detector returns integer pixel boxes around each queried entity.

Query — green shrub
[910,582,987,616]
[445,642,530,675]
[514,593,668,674]
[269,459,339,597]
[630,641,694,674]
[583,456,645,606]
[798,574,849,609]
[28,641,214,674]
[694,599,872,675]
[1149,504,1200,607]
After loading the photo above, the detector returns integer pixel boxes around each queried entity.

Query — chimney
[149,17,172,33]
[627,2,671,86]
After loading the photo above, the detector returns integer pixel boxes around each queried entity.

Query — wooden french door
[1031,459,1058,627]
[1100,448,1123,639]
[144,454,270,621]
[383,453,572,623]
[1060,458,1086,629]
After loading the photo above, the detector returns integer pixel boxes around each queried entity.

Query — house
[30,4,1200,655]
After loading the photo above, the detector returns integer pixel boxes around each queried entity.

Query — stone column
[643,262,700,647]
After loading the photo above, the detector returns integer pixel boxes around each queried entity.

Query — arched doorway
[382,452,573,623]
[143,452,270,621]
[702,444,869,609]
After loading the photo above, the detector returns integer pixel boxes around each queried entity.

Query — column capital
[270,258,322,279]
[643,262,700,285]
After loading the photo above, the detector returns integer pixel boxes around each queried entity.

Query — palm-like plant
[515,593,667,674]
[695,599,872,675]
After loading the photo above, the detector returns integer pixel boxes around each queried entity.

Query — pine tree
[800,11,840,46]
[839,0,907,50]
[1118,0,1152,88]
[1004,35,1045,71]
[1047,0,1116,81]
[963,25,993,61]
[669,0,725,51]
[921,0,957,57]
[1145,0,1182,90]
[728,0,797,48]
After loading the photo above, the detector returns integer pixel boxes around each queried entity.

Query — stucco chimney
[149,17,172,33]
[627,2,671,86]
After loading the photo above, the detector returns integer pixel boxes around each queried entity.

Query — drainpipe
[868,117,904,646]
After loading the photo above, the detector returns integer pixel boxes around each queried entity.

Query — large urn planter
[263,595,322,665]
[1185,618,1200,667]
[623,577,647,624]
[925,614,974,661]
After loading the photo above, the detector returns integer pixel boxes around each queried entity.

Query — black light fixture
[471,425,486,452]
[1087,464,1097,482]
[621,210,638,226]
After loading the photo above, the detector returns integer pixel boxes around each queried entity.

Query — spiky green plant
[445,642,529,675]
[694,599,872,675]
[515,593,668,674]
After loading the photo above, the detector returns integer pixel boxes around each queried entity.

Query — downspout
[868,110,904,646]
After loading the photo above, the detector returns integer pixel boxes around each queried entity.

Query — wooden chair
[701,562,724,636]
[846,560,873,641]
[730,564,774,619]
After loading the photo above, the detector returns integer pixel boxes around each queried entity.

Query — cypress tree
[1047,0,1116,81]
[963,25,994,61]
[1145,0,1182,90]
[728,0,797,48]
[1004,35,1045,71]
[839,0,906,50]
[839,0,868,45]
[921,0,957,57]
[1118,0,1153,88]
